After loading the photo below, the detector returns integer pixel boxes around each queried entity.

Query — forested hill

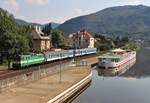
[58,5,150,38]
[15,19,60,29]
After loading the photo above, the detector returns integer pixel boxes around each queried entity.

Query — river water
[73,48,150,103]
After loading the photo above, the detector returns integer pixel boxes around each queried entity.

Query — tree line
[94,33,138,51]
[0,8,69,68]
[0,8,33,67]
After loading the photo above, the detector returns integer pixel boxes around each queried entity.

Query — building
[69,30,95,48]
[31,26,51,50]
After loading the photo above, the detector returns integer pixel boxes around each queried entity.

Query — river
[73,48,150,103]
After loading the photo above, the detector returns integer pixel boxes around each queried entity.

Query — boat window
[111,59,115,62]
[103,58,106,60]
[111,59,113,62]
[115,59,119,62]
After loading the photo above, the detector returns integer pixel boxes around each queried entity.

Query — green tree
[0,8,31,68]
[123,42,139,51]
[51,29,68,48]
[42,23,52,36]
[16,25,33,50]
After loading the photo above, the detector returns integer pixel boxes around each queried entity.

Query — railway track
[0,51,106,80]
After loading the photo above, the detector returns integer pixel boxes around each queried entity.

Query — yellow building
[31,26,51,50]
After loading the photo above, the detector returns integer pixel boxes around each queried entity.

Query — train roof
[19,54,43,57]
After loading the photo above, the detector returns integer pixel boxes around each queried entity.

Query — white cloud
[124,0,144,5]
[1,0,20,14]
[25,16,51,24]
[26,0,49,5]
[74,8,83,15]
[74,8,95,17]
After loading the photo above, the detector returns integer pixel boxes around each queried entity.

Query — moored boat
[98,48,136,72]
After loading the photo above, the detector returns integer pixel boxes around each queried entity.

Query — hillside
[15,19,60,29]
[58,5,150,39]
[15,19,42,26]
[51,22,60,29]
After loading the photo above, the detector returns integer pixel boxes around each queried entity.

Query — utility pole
[59,53,62,83]
[73,38,76,62]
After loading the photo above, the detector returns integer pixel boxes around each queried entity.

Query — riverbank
[0,56,98,103]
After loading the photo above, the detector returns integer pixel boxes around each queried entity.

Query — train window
[22,57,25,61]
[21,57,24,60]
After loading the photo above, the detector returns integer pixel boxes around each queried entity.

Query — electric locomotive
[13,48,97,68]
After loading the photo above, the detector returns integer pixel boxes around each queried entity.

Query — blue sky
[0,0,150,24]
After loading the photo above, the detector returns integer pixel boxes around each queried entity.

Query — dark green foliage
[95,35,115,51]
[94,34,132,51]
[58,5,150,39]
[51,29,68,48]
[0,9,32,52]
[42,23,52,36]
[123,42,139,51]
[0,8,32,68]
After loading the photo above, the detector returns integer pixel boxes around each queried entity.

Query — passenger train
[13,48,97,68]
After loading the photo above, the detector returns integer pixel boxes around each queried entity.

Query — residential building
[31,26,51,50]
[69,30,95,48]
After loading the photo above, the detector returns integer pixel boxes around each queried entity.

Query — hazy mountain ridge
[57,5,150,39]
[15,19,42,26]
[15,19,60,29]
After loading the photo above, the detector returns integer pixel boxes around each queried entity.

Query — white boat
[98,48,136,72]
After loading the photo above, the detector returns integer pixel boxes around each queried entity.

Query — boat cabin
[98,55,121,63]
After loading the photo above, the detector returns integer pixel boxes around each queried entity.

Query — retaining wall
[0,62,72,91]
[47,72,92,103]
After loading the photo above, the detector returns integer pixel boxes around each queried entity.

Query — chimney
[39,26,41,31]
[35,26,38,31]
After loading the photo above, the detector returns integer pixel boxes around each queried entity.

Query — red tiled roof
[70,30,94,40]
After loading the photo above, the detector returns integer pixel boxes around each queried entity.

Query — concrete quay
[0,56,98,103]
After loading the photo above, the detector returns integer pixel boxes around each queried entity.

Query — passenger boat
[98,48,136,72]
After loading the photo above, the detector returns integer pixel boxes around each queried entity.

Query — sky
[0,0,150,24]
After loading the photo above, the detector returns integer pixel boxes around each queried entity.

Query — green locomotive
[13,48,97,69]
[13,54,45,68]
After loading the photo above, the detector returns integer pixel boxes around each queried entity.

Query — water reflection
[96,60,136,77]
[96,48,150,78]
[73,48,150,103]
[122,48,150,78]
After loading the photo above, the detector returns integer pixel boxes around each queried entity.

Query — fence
[0,60,89,91]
